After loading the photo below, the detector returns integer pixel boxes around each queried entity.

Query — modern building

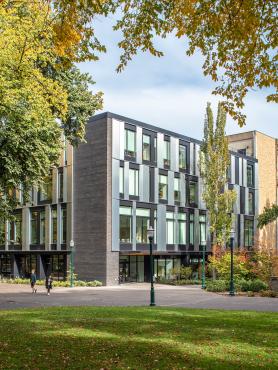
[0,112,258,284]
[228,131,278,249]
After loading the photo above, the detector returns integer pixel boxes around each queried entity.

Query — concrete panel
[168,171,174,206]
[245,187,249,215]
[140,165,149,202]
[199,177,206,210]
[170,136,179,172]
[240,214,244,247]
[234,185,240,214]
[132,202,136,251]
[124,161,129,200]
[242,159,247,187]
[189,142,194,175]
[194,209,199,251]
[45,205,51,251]
[157,133,164,169]
[180,173,186,207]
[136,126,142,164]
[112,119,125,160]
[22,208,30,251]
[112,198,120,251]
[63,167,68,203]
[57,203,61,250]
[154,168,159,204]
[195,144,200,176]
[157,204,166,251]
[112,159,120,200]
[239,158,243,186]
[52,168,58,204]
[231,155,235,184]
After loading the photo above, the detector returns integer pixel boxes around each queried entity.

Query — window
[189,213,194,245]
[58,171,63,200]
[136,208,150,243]
[30,210,45,245]
[166,212,175,244]
[61,208,67,244]
[248,191,254,215]
[120,207,132,243]
[163,140,170,167]
[244,219,254,247]
[247,164,254,187]
[199,214,206,246]
[159,174,168,200]
[174,178,181,202]
[0,221,5,245]
[119,167,124,194]
[51,209,57,244]
[142,134,151,161]
[189,181,198,205]
[179,145,187,170]
[125,129,136,157]
[129,168,139,196]
[39,176,52,201]
[8,213,22,244]
[177,213,186,244]
[154,137,157,162]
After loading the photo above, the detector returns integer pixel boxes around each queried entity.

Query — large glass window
[174,178,181,202]
[39,211,45,244]
[247,164,254,187]
[199,214,206,246]
[142,134,151,161]
[30,210,45,245]
[163,140,170,167]
[189,213,195,245]
[179,145,187,170]
[129,168,139,196]
[8,213,22,244]
[136,209,150,243]
[166,212,175,244]
[189,181,198,205]
[125,129,136,157]
[51,209,57,244]
[248,191,254,215]
[120,207,132,243]
[58,171,63,200]
[244,219,254,247]
[39,176,52,202]
[61,208,67,244]
[177,213,186,244]
[119,167,124,194]
[159,174,168,200]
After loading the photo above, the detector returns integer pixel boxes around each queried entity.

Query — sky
[78,16,278,141]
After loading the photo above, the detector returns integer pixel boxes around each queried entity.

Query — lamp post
[69,239,75,288]
[147,226,155,306]
[229,228,235,296]
[201,245,206,289]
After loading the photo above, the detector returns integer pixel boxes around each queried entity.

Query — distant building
[228,131,278,249]
[0,113,259,284]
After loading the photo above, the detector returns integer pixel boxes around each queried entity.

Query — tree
[54,0,277,126]
[0,1,102,221]
[199,102,236,247]
[257,204,278,229]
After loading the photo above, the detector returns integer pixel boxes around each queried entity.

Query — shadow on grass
[0,307,277,369]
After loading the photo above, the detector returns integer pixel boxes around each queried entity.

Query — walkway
[0,283,277,311]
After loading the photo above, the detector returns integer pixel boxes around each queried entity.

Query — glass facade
[189,213,194,245]
[159,174,168,200]
[61,208,67,244]
[248,191,254,215]
[177,213,186,244]
[174,178,180,202]
[30,210,45,245]
[142,134,151,161]
[51,209,57,244]
[179,145,187,170]
[247,164,254,187]
[58,171,63,200]
[244,219,254,247]
[119,166,124,194]
[163,140,170,167]
[136,209,150,243]
[8,213,22,244]
[125,129,136,157]
[39,176,52,202]
[120,206,132,243]
[189,181,198,204]
[129,168,139,196]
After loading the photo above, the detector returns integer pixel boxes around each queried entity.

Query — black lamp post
[147,226,155,306]
[229,228,235,296]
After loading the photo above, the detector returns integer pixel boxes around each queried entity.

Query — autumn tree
[199,103,236,247]
[53,0,277,126]
[0,1,102,220]
[257,204,278,229]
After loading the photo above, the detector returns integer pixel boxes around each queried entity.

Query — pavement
[0,283,277,311]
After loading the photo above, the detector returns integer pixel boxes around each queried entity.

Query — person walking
[45,274,53,296]
[30,270,37,294]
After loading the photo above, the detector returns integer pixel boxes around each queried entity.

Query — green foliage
[199,103,236,246]
[257,204,278,229]
[0,278,102,287]
[208,251,250,280]
[249,279,268,293]
[170,265,193,280]
[157,278,201,286]
[260,290,278,298]
[206,280,228,292]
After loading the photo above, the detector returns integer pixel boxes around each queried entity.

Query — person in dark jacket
[45,274,53,296]
[30,270,37,294]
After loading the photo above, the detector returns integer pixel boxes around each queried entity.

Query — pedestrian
[45,274,53,296]
[30,269,37,294]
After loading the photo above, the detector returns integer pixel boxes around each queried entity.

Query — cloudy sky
[79,16,277,140]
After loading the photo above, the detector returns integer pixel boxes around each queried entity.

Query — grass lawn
[0,307,277,370]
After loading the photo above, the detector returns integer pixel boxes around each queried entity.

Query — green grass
[0,307,277,369]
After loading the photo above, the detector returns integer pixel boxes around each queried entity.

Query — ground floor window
[0,254,12,277]
[244,219,254,248]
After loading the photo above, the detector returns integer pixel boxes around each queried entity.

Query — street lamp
[147,226,155,306]
[201,244,206,289]
[69,239,75,288]
[229,228,235,296]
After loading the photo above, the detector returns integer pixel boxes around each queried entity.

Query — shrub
[249,279,268,292]
[235,279,251,292]
[247,291,255,297]
[206,280,228,292]
[260,290,278,298]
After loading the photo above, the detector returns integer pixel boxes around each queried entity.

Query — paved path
[0,283,277,311]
